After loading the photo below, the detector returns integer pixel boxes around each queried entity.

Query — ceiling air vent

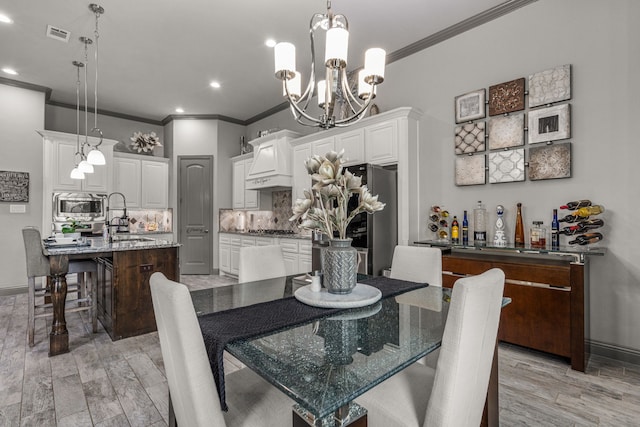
[46,25,71,42]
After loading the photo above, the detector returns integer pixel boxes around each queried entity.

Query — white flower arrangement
[289,150,385,239]
[130,131,162,153]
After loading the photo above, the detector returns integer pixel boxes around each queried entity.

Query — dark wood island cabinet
[97,246,179,340]
[415,241,605,372]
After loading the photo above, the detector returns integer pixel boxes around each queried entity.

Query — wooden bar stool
[22,227,98,347]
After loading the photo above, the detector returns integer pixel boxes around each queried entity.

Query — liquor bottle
[573,205,605,217]
[560,200,592,210]
[514,202,525,247]
[473,201,487,245]
[568,232,603,245]
[451,216,460,244]
[559,213,587,223]
[558,219,605,235]
[462,210,469,245]
[530,221,546,248]
[551,209,560,249]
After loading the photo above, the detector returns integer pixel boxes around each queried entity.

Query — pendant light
[76,48,93,174]
[70,61,86,180]
[86,3,106,166]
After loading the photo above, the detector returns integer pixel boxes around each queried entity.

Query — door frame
[177,155,214,274]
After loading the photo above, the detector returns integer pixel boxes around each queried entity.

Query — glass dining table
[188,275,502,427]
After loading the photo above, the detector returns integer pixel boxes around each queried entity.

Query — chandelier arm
[334,88,376,126]
[340,69,363,115]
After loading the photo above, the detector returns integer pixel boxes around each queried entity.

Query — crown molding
[0,76,52,99]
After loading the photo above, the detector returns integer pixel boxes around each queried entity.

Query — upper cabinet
[232,154,259,210]
[365,119,398,165]
[39,130,116,193]
[113,152,169,209]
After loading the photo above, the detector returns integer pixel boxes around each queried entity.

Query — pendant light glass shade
[70,167,85,180]
[78,159,94,173]
[87,148,106,165]
[325,27,349,68]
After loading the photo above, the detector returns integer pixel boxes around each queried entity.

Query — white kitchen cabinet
[336,128,365,165]
[311,136,335,157]
[141,160,169,208]
[229,236,242,276]
[365,119,398,165]
[292,143,311,201]
[219,236,231,273]
[255,236,275,246]
[298,240,312,274]
[113,153,169,209]
[43,133,114,193]
[232,155,260,210]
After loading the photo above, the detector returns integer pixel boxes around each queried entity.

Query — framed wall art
[0,170,29,202]
[455,89,486,123]
[488,149,525,183]
[528,103,570,144]
[528,143,571,180]
[528,64,571,108]
[455,155,486,186]
[488,112,524,150]
[455,122,485,154]
[488,77,525,116]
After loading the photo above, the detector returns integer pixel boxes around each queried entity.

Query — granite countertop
[219,230,311,240]
[43,237,180,256]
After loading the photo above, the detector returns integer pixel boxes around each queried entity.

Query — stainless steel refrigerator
[345,163,397,276]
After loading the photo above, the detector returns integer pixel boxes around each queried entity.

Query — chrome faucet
[105,192,129,242]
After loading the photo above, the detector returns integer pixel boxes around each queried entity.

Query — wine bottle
[551,209,560,249]
[568,232,603,245]
[558,219,605,235]
[474,201,487,245]
[559,213,587,223]
[462,210,469,245]
[560,200,592,210]
[451,216,460,244]
[573,205,605,217]
[514,202,525,247]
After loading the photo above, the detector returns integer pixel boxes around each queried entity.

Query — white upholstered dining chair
[149,272,294,427]
[356,268,505,427]
[238,245,286,283]
[389,245,442,287]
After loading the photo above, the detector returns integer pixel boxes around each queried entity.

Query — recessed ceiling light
[210,81,221,89]
[0,14,13,24]
[265,39,277,48]
[175,107,184,113]
[2,68,18,75]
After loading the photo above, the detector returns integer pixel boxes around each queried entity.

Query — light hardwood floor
[1,275,639,426]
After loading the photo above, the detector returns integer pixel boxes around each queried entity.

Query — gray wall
[0,85,45,290]
[246,0,640,355]
[46,104,165,157]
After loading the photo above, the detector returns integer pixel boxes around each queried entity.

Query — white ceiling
[0,0,518,123]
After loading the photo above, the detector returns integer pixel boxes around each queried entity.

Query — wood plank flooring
[1,274,639,426]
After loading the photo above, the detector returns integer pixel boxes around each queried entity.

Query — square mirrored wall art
[455,155,486,186]
[528,64,571,108]
[455,89,486,123]
[488,113,524,150]
[488,77,525,116]
[528,143,571,180]
[455,122,485,154]
[528,103,570,144]
[488,148,525,183]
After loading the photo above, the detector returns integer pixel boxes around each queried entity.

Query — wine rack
[559,200,605,245]
[428,205,449,241]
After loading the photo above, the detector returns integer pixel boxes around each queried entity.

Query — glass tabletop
[192,276,450,419]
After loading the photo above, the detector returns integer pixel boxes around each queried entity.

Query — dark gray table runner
[198,276,428,411]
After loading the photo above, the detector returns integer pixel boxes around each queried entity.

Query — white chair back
[424,268,505,427]
[238,245,286,283]
[390,246,442,286]
[150,272,227,427]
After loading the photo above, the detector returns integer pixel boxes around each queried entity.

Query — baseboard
[0,285,28,296]
[588,339,640,366]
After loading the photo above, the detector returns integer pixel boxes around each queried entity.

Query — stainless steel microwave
[52,192,107,232]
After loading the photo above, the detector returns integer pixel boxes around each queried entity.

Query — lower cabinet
[219,233,311,276]
[97,246,179,340]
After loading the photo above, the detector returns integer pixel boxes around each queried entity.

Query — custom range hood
[245,130,300,190]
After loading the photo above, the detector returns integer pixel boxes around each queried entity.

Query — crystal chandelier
[274,0,385,129]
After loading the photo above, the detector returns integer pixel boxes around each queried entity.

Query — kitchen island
[43,237,180,355]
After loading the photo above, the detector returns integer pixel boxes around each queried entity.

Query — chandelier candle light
[274,0,386,129]
[290,150,385,293]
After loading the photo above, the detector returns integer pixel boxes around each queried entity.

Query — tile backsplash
[110,209,173,233]
[219,190,302,233]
